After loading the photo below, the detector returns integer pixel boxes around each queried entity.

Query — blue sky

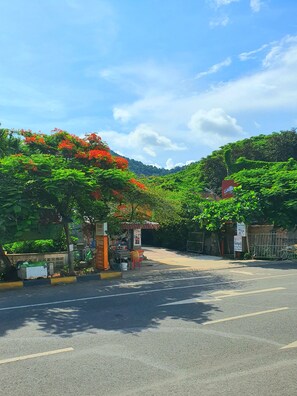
[1,0,297,168]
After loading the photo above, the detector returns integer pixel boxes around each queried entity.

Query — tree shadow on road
[0,271,243,338]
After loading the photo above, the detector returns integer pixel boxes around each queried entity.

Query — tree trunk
[0,243,12,271]
[63,223,74,274]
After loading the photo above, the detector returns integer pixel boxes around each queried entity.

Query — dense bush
[4,239,65,254]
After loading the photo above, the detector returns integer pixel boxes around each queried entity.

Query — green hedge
[4,239,64,254]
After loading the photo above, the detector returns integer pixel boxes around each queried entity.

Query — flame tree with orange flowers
[0,129,149,273]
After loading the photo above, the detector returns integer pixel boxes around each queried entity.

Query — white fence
[7,252,68,271]
[248,233,297,259]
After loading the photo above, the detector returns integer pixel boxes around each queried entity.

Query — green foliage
[3,235,79,253]
[151,129,297,197]
[231,157,273,173]
[4,240,55,253]
[113,153,184,176]
[0,129,22,157]
[194,188,263,231]
[3,127,297,258]
[0,129,153,271]
[232,159,297,229]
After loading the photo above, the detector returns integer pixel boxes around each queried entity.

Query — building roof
[121,221,160,230]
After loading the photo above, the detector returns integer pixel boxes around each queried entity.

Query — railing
[248,233,297,259]
[186,232,205,253]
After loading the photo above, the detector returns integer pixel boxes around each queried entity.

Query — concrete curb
[0,281,23,290]
[0,271,122,291]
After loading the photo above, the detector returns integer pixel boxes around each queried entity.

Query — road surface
[1,263,297,395]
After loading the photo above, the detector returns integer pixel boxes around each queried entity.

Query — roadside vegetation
[0,129,172,277]
[145,129,297,248]
[1,128,297,278]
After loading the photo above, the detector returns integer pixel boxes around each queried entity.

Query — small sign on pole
[96,222,108,236]
[133,228,141,247]
[234,235,243,252]
[237,223,246,237]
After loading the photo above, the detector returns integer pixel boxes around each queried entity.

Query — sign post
[234,235,243,253]
[237,223,246,237]
[133,228,141,249]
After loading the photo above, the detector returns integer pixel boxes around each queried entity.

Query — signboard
[222,180,238,199]
[133,228,141,247]
[96,222,108,236]
[234,235,243,252]
[237,223,246,237]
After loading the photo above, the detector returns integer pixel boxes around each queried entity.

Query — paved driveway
[130,246,288,275]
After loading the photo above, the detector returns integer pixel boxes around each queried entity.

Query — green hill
[110,150,185,176]
[147,129,297,195]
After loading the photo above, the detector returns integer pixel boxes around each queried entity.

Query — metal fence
[186,232,205,253]
[248,233,297,259]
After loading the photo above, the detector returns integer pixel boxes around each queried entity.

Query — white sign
[237,223,246,237]
[96,222,108,236]
[234,235,243,252]
[133,229,141,246]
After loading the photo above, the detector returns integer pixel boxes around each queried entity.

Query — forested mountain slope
[110,150,184,176]
[148,129,297,195]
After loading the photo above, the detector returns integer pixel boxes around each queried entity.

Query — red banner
[222,180,238,199]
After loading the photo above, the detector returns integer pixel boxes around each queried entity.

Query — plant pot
[120,262,128,271]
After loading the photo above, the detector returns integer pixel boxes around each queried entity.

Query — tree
[0,129,147,273]
[194,158,297,250]
[0,155,41,270]
[232,159,297,229]
[194,187,263,232]
[0,128,22,157]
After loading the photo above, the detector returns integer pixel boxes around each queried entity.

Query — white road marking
[120,275,212,287]
[281,341,297,350]
[230,270,254,275]
[161,298,222,306]
[160,287,285,306]
[0,347,74,365]
[218,287,285,298]
[156,275,212,282]
[202,307,289,326]
[0,273,295,312]
[211,290,241,295]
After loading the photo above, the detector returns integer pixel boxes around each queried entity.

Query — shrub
[5,239,58,253]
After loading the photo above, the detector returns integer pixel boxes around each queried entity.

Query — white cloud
[250,0,262,13]
[99,124,185,160]
[254,121,261,129]
[42,33,297,167]
[113,107,131,123]
[143,146,157,157]
[116,35,297,128]
[195,57,231,79]
[239,44,269,61]
[98,61,182,95]
[129,124,185,155]
[262,35,297,68]
[148,162,162,169]
[165,158,195,170]
[188,108,245,148]
[209,15,230,28]
[211,0,239,7]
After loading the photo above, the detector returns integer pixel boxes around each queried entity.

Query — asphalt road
[1,264,297,395]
